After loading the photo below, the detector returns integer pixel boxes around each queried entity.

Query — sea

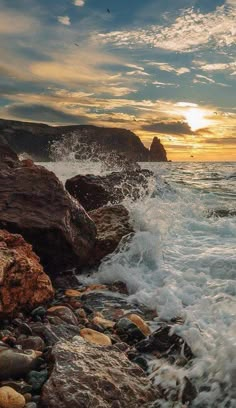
[41,159,236,408]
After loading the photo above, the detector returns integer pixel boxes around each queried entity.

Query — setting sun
[184,108,210,131]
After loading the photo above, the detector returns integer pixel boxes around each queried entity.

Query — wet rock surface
[65,169,154,211]
[89,204,134,264]
[41,337,159,408]
[0,159,96,274]
[0,230,54,316]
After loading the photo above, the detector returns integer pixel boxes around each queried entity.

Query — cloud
[7,104,83,124]
[204,137,236,145]
[142,121,194,135]
[99,6,236,52]
[153,81,177,87]
[147,62,190,75]
[195,74,215,84]
[74,0,85,6]
[0,9,40,35]
[57,16,71,26]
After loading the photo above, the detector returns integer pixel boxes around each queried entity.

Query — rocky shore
[0,143,196,408]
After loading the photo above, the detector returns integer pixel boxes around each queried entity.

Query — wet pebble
[0,386,25,408]
[27,370,48,393]
[47,306,78,326]
[16,336,45,352]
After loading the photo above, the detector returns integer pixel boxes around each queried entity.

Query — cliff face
[0,119,168,162]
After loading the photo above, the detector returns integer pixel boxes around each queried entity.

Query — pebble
[65,289,82,298]
[80,328,112,346]
[31,307,46,319]
[92,316,115,329]
[47,306,78,326]
[16,336,45,352]
[25,403,37,408]
[126,314,151,337]
[0,386,25,408]
[0,347,42,380]
[115,318,146,344]
[27,370,48,393]
[17,323,32,336]
[0,381,32,394]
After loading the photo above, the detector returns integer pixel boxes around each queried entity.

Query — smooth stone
[92,316,115,329]
[0,347,42,380]
[79,328,112,346]
[31,307,46,318]
[17,323,33,336]
[65,289,82,298]
[25,403,37,408]
[47,306,78,326]
[16,336,45,352]
[0,386,25,408]
[126,314,151,336]
[115,318,146,344]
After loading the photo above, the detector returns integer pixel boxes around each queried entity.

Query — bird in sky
[107,8,111,13]
[74,43,80,47]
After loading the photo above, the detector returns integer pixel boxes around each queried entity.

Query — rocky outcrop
[0,143,19,167]
[0,230,54,317]
[0,119,168,162]
[89,205,133,264]
[149,137,167,161]
[0,155,96,274]
[65,169,153,211]
[41,337,158,408]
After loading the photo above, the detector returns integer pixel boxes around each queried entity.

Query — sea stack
[149,137,167,162]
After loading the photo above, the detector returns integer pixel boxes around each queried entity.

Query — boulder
[41,337,158,408]
[65,169,153,211]
[0,159,96,274]
[89,205,133,264]
[0,230,54,316]
[149,137,167,162]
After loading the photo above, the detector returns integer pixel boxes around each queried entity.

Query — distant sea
[42,160,236,407]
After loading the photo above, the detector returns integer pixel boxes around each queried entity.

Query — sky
[0,0,236,161]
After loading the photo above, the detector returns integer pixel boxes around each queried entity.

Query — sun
[184,108,210,131]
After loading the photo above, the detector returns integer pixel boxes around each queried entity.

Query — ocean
[42,160,236,407]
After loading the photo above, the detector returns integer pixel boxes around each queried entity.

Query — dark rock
[65,169,153,211]
[17,323,33,336]
[89,205,133,264]
[136,324,193,360]
[27,370,48,393]
[181,376,198,404]
[0,143,19,167]
[115,318,146,344]
[0,380,32,394]
[149,137,167,162]
[41,337,158,408]
[31,307,47,319]
[0,230,54,317]
[207,208,236,218]
[47,306,78,326]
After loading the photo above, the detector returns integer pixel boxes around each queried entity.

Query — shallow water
[42,160,236,407]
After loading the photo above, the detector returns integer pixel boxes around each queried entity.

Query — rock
[115,318,146,344]
[0,381,32,394]
[0,345,41,380]
[17,323,33,336]
[47,306,78,326]
[41,337,158,408]
[89,205,133,264]
[126,314,151,337]
[27,370,48,393]
[25,403,37,408]
[0,144,19,168]
[181,376,197,404]
[31,307,47,319]
[17,336,45,352]
[65,169,153,211]
[149,137,167,162]
[0,386,25,408]
[0,160,96,274]
[136,324,193,360]
[65,289,82,298]
[0,230,54,317]
[79,328,112,346]
[92,316,115,330]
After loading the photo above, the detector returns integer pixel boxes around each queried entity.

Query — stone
[65,169,153,211]
[149,137,167,161]
[181,376,198,404]
[80,328,112,346]
[25,403,37,408]
[0,159,96,274]
[41,337,158,408]
[0,345,41,380]
[92,316,115,330]
[115,318,146,344]
[0,230,54,317]
[89,205,133,264]
[17,323,33,336]
[0,381,32,394]
[47,306,78,326]
[65,289,82,298]
[27,370,48,393]
[31,307,47,319]
[17,336,45,352]
[126,314,151,337]
[0,386,25,408]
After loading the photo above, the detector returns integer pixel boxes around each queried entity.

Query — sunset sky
[0,0,236,161]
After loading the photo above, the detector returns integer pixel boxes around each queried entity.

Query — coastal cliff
[0,119,168,162]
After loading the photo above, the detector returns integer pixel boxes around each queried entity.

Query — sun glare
[184,108,210,131]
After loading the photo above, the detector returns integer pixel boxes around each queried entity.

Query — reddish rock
[65,169,153,211]
[89,205,133,264]
[149,137,167,161]
[41,338,158,408]
[0,230,54,317]
[0,159,96,274]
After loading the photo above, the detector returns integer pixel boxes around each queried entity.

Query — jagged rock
[0,344,41,380]
[0,386,25,408]
[149,137,167,162]
[0,158,96,274]
[89,205,133,264]
[47,306,78,326]
[0,144,19,168]
[0,230,54,317]
[41,337,158,408]
[65,169,153,211]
